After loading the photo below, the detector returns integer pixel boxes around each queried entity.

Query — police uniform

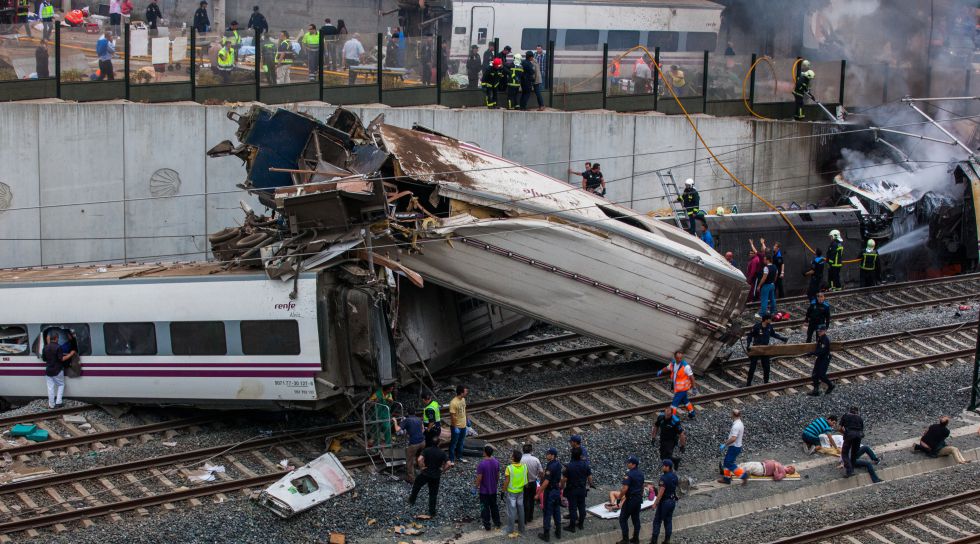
[584,170,603,195]
[651,467,680,544]
[745,321,787,386]
[653,414,684,468]
[827,239,844,291]
[678,187,700,235]
[806,255,826,301]
[618,461,644,543]
[541,456,563,539]
[805,299,831,343]
[808,329,833,395]
[860,247,880,287]
[562,459,591,531]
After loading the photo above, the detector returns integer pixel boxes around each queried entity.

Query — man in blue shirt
[801,415,837,454]
[562,447,592,533]
[569,434,588,465]
[698,220,714,249]
[804,249,826,301]
[398,414,426,483]
[616,456,644,544]
[649,459,679,544]
[538,447,563,541]
[805,293,831,343]
[745,314,788,386]
[96,31,116,80]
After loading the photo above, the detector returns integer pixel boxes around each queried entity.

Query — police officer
[505,54,523,110]
[421,391,442,447]
[651,406,687,469]
[583,163,605,196]
[538,447,563,542]
[745,313,788,386]
[561,447,592,533]
[616,456,644,544]
[482,57,504,109]
[860,239,880,287]
[216,41,235,83]
[805,292,831,343]
[519,51,536,110]
[225,20,243,56]
[261,33,278,85]
[792,59,815,120]
[807,325,834,396]
[827,229,844,291]
[649,459,680,544]
[804,248,826,301]
[301,24,321,81]
[677,179,700,235]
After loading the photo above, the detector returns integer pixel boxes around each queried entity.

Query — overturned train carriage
[209,106,747,374]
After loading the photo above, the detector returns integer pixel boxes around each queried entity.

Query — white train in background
[447,0,723,78]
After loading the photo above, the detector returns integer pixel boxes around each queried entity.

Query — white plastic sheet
[171,36,187,62]
[130,28,148,57]
[151,37,169,64]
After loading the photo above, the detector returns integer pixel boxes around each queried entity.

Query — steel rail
[767,291,980,330]
[439,345,618,378]
[0,416,215,457]
[480,332,582,353]
[745,272,980,309]
[0,405,93,428]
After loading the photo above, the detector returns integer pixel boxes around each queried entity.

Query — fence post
[254,29,261,102]
[547,39,555,107]
[55,24,61,98]
[124,24,131,100]
[318,32,324,101]
[701,50,709,113]
[653,47,660,111]
[839,59,846,107]
[190,28,196,102]
[748,53,757,107]
[601,43,608,110]
[377,33,383,104]
[436,35,442,104]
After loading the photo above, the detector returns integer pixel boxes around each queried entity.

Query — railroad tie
[927,513,971,536]
[863,529,894,543]
[948,508,980,528]
[906,518,950,541]
[226,455,258,478]
[123,473,153,515]
[886,524,923,543]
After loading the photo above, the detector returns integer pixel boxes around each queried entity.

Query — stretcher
[587,500,656,519]
[741,472,801,481]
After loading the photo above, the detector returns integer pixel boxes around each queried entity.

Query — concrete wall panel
[431,108,504,156]
[501,111,571,183]
[569,112,635,206]
[751,121,814,212]
[204,104,261,236]
[0,103,41,267]
[631,114,698,214]
[693,117,756,212]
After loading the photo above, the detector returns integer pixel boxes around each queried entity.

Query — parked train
[0,263,530,411]
[446,0,723,79]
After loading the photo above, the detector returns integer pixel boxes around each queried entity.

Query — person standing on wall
[466,45,482,90]
[534,44,548,90]
[42,334,71,409]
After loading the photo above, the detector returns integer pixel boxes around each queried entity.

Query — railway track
[2,322,976,540]
[769,488,980,544]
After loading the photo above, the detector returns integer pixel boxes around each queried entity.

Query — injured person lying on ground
[723,459,797,482]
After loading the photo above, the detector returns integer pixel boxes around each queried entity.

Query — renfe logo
[275,302,297,311]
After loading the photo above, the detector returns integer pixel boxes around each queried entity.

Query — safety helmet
[492,57,502,68]
[801,59,811,70]
[716,206,725,216]
[867,239,876,250]
[829,229,841,240]
[804,69,815,78]
[684,178,694,187]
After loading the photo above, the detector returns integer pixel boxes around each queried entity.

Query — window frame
[0,324,30,357]
[607,30,641,50]
[564,29,600,52]
[646,31,679,52]
[170,321,228,356]
[103,322,158,356]
[240,320,301,356]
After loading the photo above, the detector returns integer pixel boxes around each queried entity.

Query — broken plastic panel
[257,453,355,518]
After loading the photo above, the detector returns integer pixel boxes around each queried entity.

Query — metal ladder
[656,169,687,228]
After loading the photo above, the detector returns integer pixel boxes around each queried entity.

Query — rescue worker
[225,20,242,56]
[368,382,395,450]
[651,405,687,469]
[561,446,592,533]
[658,351,697,421]
[505,54,524,110]
[807,325,834,396]
[649,459,679,544]
[421,391,442,447]
[538,447,563,542]
[276,30,295,84]
[40,0,55,43]
[805,292,831,343]
[792,59,815,120]
[745,314,788,386]
[481,57,504,109]
[860,239,880,287]
[668,64,686,96]
[827,229,844,291]
[301,24,321,81]
[718,409,745,484]
[616,456,644,544]
[519,51,535,110]
[216,40,235,83]
[804,248,826,301]
[16,0,31,37]
[260,33,277,85]
[503,449,528,537]
[677,179,700,236]
[583,162,605,196]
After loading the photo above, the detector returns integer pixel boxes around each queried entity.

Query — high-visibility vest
[860,250,878,271]
[506,463,528,493]
[41,2,54,18]
[278,40,294,63]
[217,47,234,69]
[422,400,441,424]
[261,41,276,64]
[228,30,241,45]
[507,64,523,87]
[670,70,686,87]
[302,31,320,47]
[16,0,29,15]
[668,360,692,393]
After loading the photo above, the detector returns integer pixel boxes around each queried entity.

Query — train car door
[470,6,494,46]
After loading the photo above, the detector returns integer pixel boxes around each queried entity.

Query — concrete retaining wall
[0,101,841,268]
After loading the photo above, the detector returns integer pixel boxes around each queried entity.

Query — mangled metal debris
[256,452,356,518]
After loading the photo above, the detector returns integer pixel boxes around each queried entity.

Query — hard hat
[684,178,694,187]
[801,59,811,70]
[829,229,841,239]
[716,206,725,216]
[492,57,502,68]
[804,70,815,78]
[867,239,876,249]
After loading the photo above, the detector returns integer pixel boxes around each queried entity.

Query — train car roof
[0,262,262,285]
[453,0,723,9]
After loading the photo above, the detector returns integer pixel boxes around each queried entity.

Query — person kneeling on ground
[801,415,837,455]
[913,415,970,464]
[734,459,796,482]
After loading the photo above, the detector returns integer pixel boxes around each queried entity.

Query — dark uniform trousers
[828,266,842,291]
[409,474,440,516]
[841,431,863,476]
[811,356,832,389]
[543,488,562,534]
[860,269,876,287]
[746,356,771,386]
[619,495,642,539]
[507,85,520,110]
[566,487,587,528]
[523,481,537,521]
[806,322,821,343]
[658,441,680,470]
[651,498,677,542]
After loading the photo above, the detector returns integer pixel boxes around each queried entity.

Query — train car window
[647,31,679,52]
[476,27,487,44]
[454,26,466,35]
[171,321,227,356]
[104,323,157,356]
[0,325,29,356]
[607,30,640,50]
[520,28,556,50]
[241,320,301,355]
[565,29,599,51]
[685,32,717,52]
[39,323,92,356]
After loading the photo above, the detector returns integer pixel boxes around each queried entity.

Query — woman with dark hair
[335,20,348,68]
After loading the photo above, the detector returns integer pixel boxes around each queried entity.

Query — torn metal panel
[257,453,356,518]
[834,174,918,212]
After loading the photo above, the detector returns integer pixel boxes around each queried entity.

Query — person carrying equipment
[859,239,880,287]
[678,178,701,236]
[826,229,844,291]
[793,59,815,120]
[482,57,504,109]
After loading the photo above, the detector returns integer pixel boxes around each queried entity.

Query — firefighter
[677,178,701,236]
[505,54,523,110]
[793,59,815,120]
[827,229,844,291]
[860,239,880,287]
[482,57,504,109]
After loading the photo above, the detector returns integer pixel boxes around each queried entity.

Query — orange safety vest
[609,59,620,77]
[667,360,692,393]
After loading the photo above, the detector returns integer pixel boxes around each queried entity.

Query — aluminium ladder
[656,169,688,228]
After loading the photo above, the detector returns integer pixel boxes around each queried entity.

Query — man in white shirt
[718,409,745,484]
[343,33,365,85]
[520,443,544,522]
